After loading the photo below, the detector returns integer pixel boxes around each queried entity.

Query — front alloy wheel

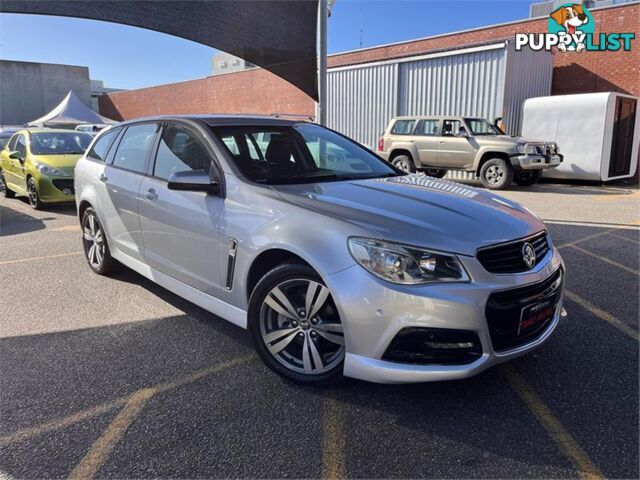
[479,158,513,190]
[250,264,345,384]
[27,177,43,209]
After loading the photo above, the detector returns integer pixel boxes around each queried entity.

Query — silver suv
[378,116,562,189]
[75,115,566,385]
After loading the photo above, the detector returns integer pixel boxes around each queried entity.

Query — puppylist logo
[515,3,635,53]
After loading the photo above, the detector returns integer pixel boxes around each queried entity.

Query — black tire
[479,158,514,190]
[392,154,416,173]
[81,207,117,275]
[0,171,15,198]
[27,177,43,210]
[424,168,447,178]
[514,170,543,186]
[248,263,345,385]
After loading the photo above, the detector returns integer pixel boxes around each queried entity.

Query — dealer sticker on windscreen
[518,299,555,335]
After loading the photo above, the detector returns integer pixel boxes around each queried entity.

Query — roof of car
[114,114,313,128]
[16,128,93,135]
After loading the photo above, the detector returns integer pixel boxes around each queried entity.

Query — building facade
[211,52,256,76]
[99,2,639,128]
[0,60,92,126]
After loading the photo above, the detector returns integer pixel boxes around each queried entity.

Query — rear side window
[112,123,158,173]
[87,128,119,163]
[391,120,415,135]
[415,119,439,136]
[153,124,212,180]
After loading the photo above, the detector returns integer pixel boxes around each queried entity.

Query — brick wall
[100,3,639,121]
[100,68,315,121]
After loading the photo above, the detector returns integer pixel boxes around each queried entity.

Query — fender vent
[225,239,238,290]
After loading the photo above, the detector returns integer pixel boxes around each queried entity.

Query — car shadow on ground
[0,204,46,236]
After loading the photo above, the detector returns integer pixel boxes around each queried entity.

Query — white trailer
[521,92,639,182]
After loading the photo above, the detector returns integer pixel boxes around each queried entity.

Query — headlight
[516,144,537,155]
[348,237,469,285]
[35,163,70,177]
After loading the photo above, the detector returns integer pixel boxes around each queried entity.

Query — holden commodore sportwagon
[74,116,566,385]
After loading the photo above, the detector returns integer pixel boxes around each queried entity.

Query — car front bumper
[514,154,563,170]
[325,246,565,384]
[36,175,75,203]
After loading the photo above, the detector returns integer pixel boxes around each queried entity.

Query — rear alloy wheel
[249,264,345,385]
[514,170,543,186]
[479,158,514,190]
[392,154,416,173]
[424,168,447,178]
[27,177,43,209]
[82,207,116,274]
[0,171,15,198]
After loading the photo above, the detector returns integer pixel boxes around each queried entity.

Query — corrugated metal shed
[327,41,553,149]
[327,63,397,149]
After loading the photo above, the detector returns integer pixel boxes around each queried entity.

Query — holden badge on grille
[522,242,536,269]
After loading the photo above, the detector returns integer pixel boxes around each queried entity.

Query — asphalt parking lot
[1,181,638,479]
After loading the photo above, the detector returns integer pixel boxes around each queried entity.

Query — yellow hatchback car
[0,129,93,209]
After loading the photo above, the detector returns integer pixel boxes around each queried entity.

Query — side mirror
[8,151,23,161]
[167,170,220,194]
[458,129,469,138]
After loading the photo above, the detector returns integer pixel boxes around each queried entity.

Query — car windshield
[30,132,93,155]
[465,118,501,135]
[212,123,402,185]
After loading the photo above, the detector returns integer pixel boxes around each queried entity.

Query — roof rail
[270,113,315,121]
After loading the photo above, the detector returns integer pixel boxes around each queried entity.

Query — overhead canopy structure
[28,91,116,128]
[0,0,320,100]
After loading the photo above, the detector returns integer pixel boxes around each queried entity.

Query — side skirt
[112,249,248,329]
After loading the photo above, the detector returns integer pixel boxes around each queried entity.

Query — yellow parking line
[607,232,640,245]
[569,244,639,276]
[594,193,640,202]
[322,394,346,480]
[0,251,83,266]
[0,355,255,449]
[49,225,81,232]
[0,398,127,449]
[565,290,638,341]
[501,365,604,480]
[68,388,155,480]
[556,230,613,250]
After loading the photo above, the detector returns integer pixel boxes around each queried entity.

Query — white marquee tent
[28,90,116,128]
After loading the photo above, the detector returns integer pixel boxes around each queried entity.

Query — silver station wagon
[75,115,566,385]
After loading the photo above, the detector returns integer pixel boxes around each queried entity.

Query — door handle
[98,173,108,182]
[144,188,158,200]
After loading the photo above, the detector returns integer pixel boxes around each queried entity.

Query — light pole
[316,0,329,126]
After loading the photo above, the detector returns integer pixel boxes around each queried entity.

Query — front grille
[477,231,549,274]
[486,268,563,352]
[52,179,74,193]
[383,327,482,365]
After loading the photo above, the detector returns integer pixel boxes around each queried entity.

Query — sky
[0,1,532,90]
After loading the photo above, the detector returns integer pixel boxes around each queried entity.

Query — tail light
[378,136,385,151]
